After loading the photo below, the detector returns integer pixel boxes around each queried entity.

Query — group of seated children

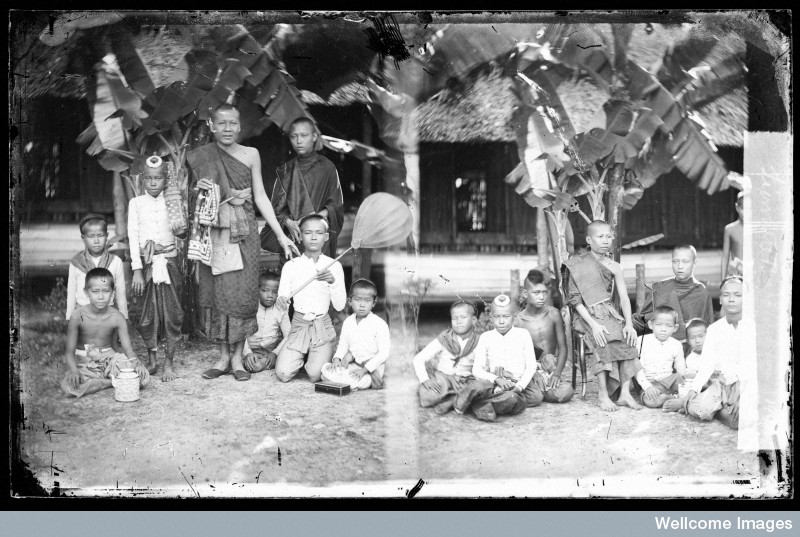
[61,210,390,398]
[61,195,745,432]
[413,220,746,432]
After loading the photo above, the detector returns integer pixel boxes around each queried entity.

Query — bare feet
[617,391,643,410]
[662,398,684,413]
[598,393,619,412]
[161,364,178,382]
[146,350,158,375]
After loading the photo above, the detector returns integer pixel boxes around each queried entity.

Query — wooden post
[536,207,549,268]
[635,263,646,313]
[606,163,626,262]
[510,269,520,304]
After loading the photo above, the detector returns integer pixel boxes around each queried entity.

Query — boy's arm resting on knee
[66,265,78,321]
[550,308,568,378]
[635,369,653,391]
[64,315,82,385]
[115,314,139,361]
[363,320,391,373]
[412,339,441,383]
[612,263,637,345]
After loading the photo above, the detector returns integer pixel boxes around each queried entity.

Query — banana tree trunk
[605,163,626,262]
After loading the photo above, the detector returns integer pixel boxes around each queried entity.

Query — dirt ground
[14,300,759,497]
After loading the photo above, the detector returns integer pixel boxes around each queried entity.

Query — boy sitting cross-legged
[453,295,538,422]
[413,300,480,415]
[633,305,686,408]
[274,213,346,383]
[320,278,390,391]
[514,269,574,404]
[61,268,149,398]
[242,270,291,374]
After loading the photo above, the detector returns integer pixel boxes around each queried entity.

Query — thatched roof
[17,21,747,147]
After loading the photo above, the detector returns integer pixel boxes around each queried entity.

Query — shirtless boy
[514,269,573,404]
[61,268,149,398]
[721,192,744,279]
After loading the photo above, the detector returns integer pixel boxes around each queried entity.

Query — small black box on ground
[315,381,351,396]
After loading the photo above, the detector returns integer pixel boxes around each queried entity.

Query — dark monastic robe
[564,252,641,396]
[633,277,715,341]
[264,151,344,258]
[186,143,259,343]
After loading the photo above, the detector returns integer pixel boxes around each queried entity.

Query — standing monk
[262,117,344,261]
[187,104,299,381]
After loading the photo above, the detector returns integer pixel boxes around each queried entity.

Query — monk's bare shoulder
[241,145,261,164]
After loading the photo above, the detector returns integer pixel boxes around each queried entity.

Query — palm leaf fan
[289,193,413,298]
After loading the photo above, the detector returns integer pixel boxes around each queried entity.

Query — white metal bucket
[112,368,140,402]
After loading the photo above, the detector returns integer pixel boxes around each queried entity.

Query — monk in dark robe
[633,245,715,344]
[187,104,298,381]
[262,117,344,260]
[564,221,642,412]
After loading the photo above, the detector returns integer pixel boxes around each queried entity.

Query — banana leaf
[678,55,746,109]
[143,83,189,134]
[628,131,676,188]
[654,30,718,90]
[225,26,263,69]
[110,29,155,97]
[667,119,729,194]
[621,186,645,210]
[604,99,635,136]
[611,109,664,164]
[88,70,128,157]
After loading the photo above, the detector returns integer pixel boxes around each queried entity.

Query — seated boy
[61,268,149,398]
[320,278,390,390]
[413,300,479,414]
[242,271,291,374]
[129,155,187,381]
[454,295,537,422]
[683,318,708,379]
[514,269,574,404]
[633,305,686,408]
[663,276,750,430]
[563,220,641,412]
[66,213,128,322]
[275,214,346,383]
[632,245,714,347]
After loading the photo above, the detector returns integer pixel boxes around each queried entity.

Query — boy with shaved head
[263,117,344,261]
[453,295,538,421]
[633,244,714,345]
[564,220,641,412]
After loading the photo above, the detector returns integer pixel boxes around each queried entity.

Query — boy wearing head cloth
[128,155,187,382]
[453,294,539,421]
